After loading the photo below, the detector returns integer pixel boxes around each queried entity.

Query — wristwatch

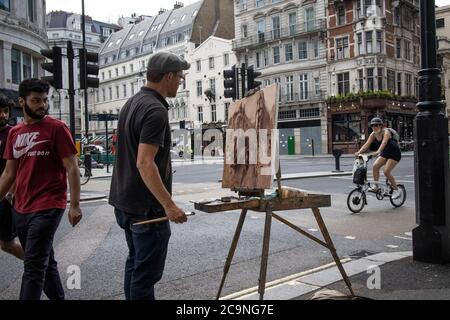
[5,192,14,204]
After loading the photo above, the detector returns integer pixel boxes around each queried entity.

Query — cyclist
[355,117,402,200]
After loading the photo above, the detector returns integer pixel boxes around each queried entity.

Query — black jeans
[13,208,65,300]
[114,209,171,300]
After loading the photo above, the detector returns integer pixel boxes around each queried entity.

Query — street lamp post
[413,0,450,263]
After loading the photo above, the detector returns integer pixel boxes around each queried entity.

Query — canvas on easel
[222,84,279,190]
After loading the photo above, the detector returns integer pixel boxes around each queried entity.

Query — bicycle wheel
[79,165,91,186]
[347,187,366,214]
[390,184,406,208]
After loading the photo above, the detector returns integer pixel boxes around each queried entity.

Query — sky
[46,0,450,24]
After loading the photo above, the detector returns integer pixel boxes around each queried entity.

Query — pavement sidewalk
[228,251,450,300]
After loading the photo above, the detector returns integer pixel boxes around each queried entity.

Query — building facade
[436,5,450,135]
[46,11,120,136]
[326,0,420,154]
[233,0,329,155]
[92,0,235,146]
[0,0,48,122]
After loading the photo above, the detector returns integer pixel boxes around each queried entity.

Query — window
[256,52,262,68]
[414,77,419,97]
[131,83,135,95]
[11,49,21,84]
[0,0,10,11]
[257,20,265,43]
[116,86,120,99]
[198,106,203,122]
[256,0,265,8]
[22,53,32,80]
[102,89,106,101]
[115,68,119,77]
[225,103,230,122]
[367,68,374,91]
[336,37,349,59]
[263,50,269,66]
[289,13,297,36]
[404,40,411,61]
[313,40,319,58]
[27,0,35,22]
[397,73,402,96]
[387,69,395,93]
[332,114,361,142]
[305,7,315,31]
[298,42,308,60]
[123,84,127,97]
[394,7,401,25]
[437,18,445,28]
[366,31,373,54]
[356,0,363,18]
[108,70,112,79]
[273,46,280,64]
[272,16,280,39]
[396,39,402,59]
[414,45,419,65]
[224,54,229,66]
[314,77,320,95]
[358,69,364,91]
[242,25,248,38]
[211,105,217,122]
[406,73,412,96]
[209,57,215,69]
[264,79,271,87]
[376,31,383,53]
[274,77,282,101]
[285,44,293,62]
[299,74,308,100]
[209,78,216,94]
[286,76,294,101]
[377,68,384,90]
[357,33,363,55]
[196,60,201,72]
[122,66,126,75]
[130,64,134,72]
[337,72,350,94]
[337,5,346,26]
[197,81,203,97]
[240,0,247,10]
[109,87,113,100]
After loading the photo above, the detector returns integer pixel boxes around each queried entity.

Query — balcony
[233,19,326,51]
[279,91,326,105]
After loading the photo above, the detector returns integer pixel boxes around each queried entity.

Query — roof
[99,1,203,60]
[47,11,105,34]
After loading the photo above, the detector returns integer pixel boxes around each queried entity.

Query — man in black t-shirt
[109,52,189,300]
[0,94,23,260]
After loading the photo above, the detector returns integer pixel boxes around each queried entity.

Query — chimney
[158,8,168,15]
[174,2,184,10]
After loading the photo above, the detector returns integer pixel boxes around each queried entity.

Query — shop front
[327,97,418,154]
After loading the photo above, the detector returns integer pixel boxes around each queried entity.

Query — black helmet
[370,117,384,126]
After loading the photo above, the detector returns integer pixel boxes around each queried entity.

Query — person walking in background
[0,79,82,300]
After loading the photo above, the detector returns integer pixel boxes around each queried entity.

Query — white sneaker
[391,190,402,200]
[369,184,380,192]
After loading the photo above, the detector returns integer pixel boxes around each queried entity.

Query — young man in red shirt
[0,94,23,260]
[0,79,82,300]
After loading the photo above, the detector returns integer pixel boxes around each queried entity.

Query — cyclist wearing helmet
[355,117,402,200]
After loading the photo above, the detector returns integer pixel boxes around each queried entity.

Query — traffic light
[223,65,237,100]
[79,49,100,89]
[247,66,262,91]
[41,46,63,89]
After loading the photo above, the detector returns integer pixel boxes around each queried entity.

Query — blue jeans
[13,208,65,300]
[114,209,171,300]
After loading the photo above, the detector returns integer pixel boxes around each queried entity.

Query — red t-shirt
[4,116,77,214]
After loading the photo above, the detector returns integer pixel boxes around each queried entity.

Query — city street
[0,156,417,300]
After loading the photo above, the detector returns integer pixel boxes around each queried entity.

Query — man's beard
[24,102,48,120]
[0,119,8,128]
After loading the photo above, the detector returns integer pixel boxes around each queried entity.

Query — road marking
[220,258,352,300]
[81,199,108,205]
[308,228,318,232]
[394,236,413,241]
[405,232,412,237]
[345,236,356,240]
[386,245,399,249]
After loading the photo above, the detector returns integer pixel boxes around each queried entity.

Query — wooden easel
[194,166,355,300]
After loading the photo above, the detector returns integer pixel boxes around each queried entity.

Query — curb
[218,171,353,183]
[225,251,412,300]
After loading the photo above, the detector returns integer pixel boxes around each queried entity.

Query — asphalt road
[0,156,417,300]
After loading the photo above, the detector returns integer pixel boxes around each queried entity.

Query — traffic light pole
[413,0,450,263]
[67,41,76,141]
[81,0,92,176]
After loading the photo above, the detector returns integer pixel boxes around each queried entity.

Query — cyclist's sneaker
[391,189,402,200]
[369,185,380,193]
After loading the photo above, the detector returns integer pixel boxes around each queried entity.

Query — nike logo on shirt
[13,132,49,159]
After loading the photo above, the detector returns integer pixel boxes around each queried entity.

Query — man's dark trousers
[114,209,171,300]
[13,208,65,300]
